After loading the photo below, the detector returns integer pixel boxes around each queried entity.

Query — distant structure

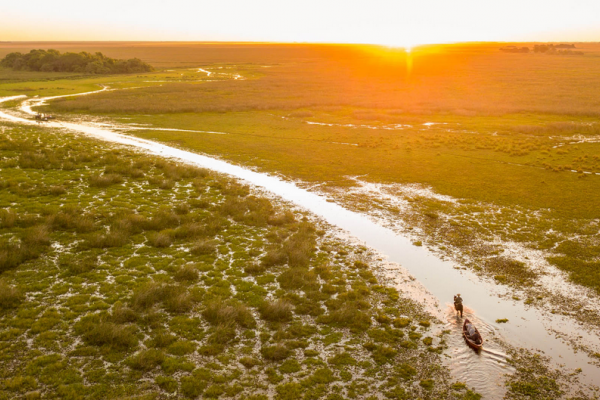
[500,44,583,56]
[499,46,529,53]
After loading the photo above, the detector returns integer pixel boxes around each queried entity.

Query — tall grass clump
[190,240,216,256]
[0,280,24,309]
[130,282,192,313]
[0,225,51,273]
[89,173,123,188]
[173,264,199,282]
[259,299,294,322]
[202,299,255,328]
[79,319,138,350]
[83,229,129,249]
[127,349,165,371]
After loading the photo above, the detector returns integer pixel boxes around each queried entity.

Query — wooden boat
[462,318,483,350]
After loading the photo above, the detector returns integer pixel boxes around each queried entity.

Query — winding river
[1,92,600,398]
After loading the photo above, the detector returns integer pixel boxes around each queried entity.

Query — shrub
[155,376,178,393]
[277,268,318,291]
[0,209,17,228]
[0,231,49,273]
[148,231,172,248]
[261,249,287,267]
[89,173,123,188]
[127,349,165,371]
[142,208,180,231]
[107,303,136,325]
[173,265,199,282]
[259,300,294,322]
[148,331,177,348]
[174,203,190,215]
[49,209,95,233]
[261,344,291,361]
[81,321,138,350]
[164,291,193,314]
[130,282,191,313]
[207,324,237,345]
[244,263,266,275]
[191,240,216,256]
[240,357,261,369]
[317,304,371,332]
[47,185,67,196]
[267,211,296,226]
[64,256,97,275]
[84,229,129,249]
[0,280,23,309]
[167,340,196,356]
[181,376,207,398]
[203,299,255,328]
[22,225,51,247]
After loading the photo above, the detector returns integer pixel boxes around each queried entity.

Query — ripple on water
[442,305,512,398]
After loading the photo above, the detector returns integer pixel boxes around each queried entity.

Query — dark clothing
[454,295,463,317]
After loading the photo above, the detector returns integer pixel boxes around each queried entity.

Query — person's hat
[457,294,461,296]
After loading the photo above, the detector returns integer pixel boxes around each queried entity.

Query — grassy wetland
[27,43,600,309]
[2,42,600,398]
[0,123,485,399]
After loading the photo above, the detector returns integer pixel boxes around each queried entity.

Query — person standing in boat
[454,294,463,317]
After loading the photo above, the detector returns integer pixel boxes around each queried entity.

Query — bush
[261,344,291,361]
[191,240,216,256]
[240,357,261,369]
[47,185,67,196]
[22,225,51,247]
[261,249,287,267]
[259,299,294,322]
[268,211,296,226]
[277,268,318,291]
[130,282,192,313]
[317,304,371,332]
[49,209,95,233]
[64,256,97,275]
[0,280,23,309]
[127,349,165,371]
[148,231,172,248]
[202,299,255,328]
[147,331,177,348]
[84,229,129,249]
[89,173,123,188]
[110,302,137,323]
[173,265,199,282]
[81,321,138,350]
[167,340,196,356]
[244,263,266,275]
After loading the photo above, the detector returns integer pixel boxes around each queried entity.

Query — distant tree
[0,49,153,74]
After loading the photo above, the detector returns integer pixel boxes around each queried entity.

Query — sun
[381,40,417,53]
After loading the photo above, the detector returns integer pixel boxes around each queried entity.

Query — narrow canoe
[462,318,483,350]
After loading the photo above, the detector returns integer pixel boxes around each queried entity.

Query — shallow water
[2,93,600,398]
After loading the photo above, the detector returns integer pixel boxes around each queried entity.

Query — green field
[0,123,492,399]
[1,42,600,398]
[5,42,594,304]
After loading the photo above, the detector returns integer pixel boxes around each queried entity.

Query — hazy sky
[2,0,600,46]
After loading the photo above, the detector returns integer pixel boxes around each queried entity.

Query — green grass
[0,122,480,398]
[5,45,600,299]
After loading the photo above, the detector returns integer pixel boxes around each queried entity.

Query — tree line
[0,49,154,74]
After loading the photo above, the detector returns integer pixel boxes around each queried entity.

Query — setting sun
[2,1,600,399]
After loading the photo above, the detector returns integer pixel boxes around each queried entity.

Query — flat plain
[2,41,600,398]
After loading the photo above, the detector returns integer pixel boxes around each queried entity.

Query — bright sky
[2,0,600,46]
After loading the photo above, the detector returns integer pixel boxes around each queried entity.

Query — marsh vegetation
[0,124,483,399]
[2,41,600,398]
